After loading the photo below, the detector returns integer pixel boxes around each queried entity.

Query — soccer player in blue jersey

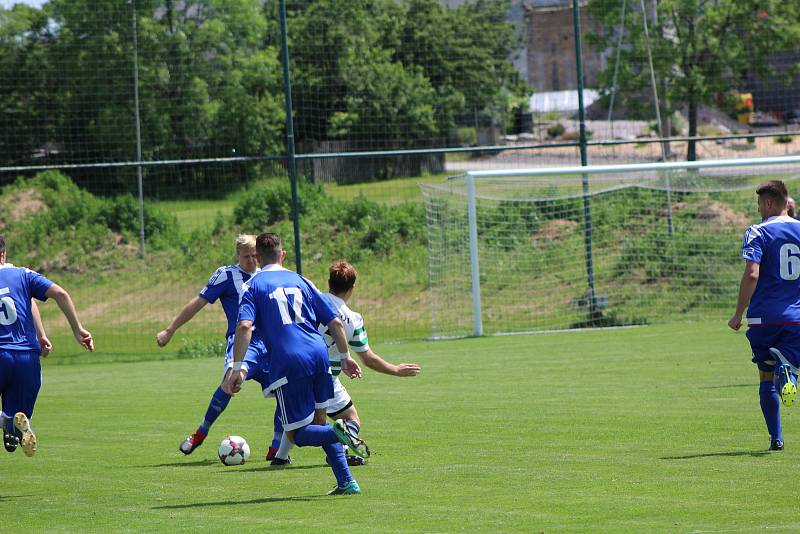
[729,180,800,451]
[0,235,94,457]
[156,234,269,455]
[224,233,368,495]
[270,260,421,466]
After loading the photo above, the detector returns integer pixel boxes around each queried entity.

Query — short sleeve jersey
[741,215,800,325]
[238,265,338,381]
[318,293,370,376]
[198,264,253,338]
[0,264,53,352]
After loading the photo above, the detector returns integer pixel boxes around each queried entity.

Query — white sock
[275,432,294,460]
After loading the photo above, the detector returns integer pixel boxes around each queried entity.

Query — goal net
[421,157,800,338]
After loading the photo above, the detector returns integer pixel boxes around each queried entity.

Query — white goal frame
[461,154,800,337]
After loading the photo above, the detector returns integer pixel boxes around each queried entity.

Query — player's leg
[0,350,19,452]
[771,348,798,407]
[329,404,365,466]
[747,327,783,449]
[326,376,365,465]
[270,406,292,465]
[275,376,359,494]
[769,326,800,408]
[8,350,41,457]
[239,344,285,462]
[273,374,352,463]
[180,340,237,455]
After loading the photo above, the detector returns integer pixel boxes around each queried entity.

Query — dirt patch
[672,200,751,229]
[0,189,47,228]
[535,219,578,244]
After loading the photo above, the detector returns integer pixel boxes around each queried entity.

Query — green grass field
[3,322,797,532]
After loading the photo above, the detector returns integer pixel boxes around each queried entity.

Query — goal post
[422,155,800,338]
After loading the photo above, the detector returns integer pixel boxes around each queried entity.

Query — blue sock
[198,387,231,435]
[323,442,353,487]
[293,424,338,447]
[271,407,284,449]
[760,380,782,441]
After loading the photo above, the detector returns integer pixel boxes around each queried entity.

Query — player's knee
[760,369,775,382]
[339,406,359,426]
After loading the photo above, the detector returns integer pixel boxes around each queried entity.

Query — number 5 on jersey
[269,287,305,324]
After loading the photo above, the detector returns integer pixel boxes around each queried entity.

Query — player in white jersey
[270,260,421,465]
[156,235,266,454]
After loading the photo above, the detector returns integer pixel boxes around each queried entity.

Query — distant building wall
[524,1,603,92]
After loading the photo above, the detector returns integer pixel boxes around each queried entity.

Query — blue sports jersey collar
[260,264,289,272]
[760,215,797,226]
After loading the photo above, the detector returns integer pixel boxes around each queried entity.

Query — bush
[775,135,793,144]
[233,178,325,227]
[547,123,565,139]
[455,127,477,147]
[2,171,178,272]
[233,180,426,263]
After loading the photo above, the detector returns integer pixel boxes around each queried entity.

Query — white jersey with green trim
[318,292,370,376]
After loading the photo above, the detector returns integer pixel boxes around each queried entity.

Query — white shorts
[325,375,352,415]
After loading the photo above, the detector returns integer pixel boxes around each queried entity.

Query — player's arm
[156,296,208,347]
[223,319,252,395]
[357,348,421,377]
[30,299,52,357]
[729,260,760,331]
[328,317,362,378]
[44,284,93,351]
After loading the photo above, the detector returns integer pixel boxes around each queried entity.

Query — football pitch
[3,323,798,532]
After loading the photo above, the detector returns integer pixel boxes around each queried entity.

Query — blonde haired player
[156,234,268,454]
[269,260,421,465]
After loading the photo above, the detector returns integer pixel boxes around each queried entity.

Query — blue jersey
[742,215,800,325]
[238,264,338,383]
[198,264,253,338]
[0,264,53,352]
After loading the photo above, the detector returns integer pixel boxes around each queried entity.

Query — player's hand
[223,370,245,395]
[728,315,742,331]
[76,328,94,351]
[39,336,53,358]
[341,357,362,379]
[395,363,421,376]
[155,328,173,347]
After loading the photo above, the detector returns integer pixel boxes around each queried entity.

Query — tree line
[0,0,523,193]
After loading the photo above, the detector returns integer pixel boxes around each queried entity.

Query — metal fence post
[279,0,302,274]
[132,0,145,258]
[572,0,597,316]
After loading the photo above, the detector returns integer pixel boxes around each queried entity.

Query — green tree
[0,0,284,194]
[0,5,56,169]
[287,0,524,148]
[588,0,800,160]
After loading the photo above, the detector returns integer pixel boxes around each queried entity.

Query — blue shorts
[747,325,800,372]
[223,335,269,388]
[0,349,42,427]
[272,372,334,431]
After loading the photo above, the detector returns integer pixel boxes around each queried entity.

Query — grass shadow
[138,459,218,468]
[229,463,329,473]
[660,450,771,460]
[0,494,34,501]
[698,383,752,390]
[153,494,326,509]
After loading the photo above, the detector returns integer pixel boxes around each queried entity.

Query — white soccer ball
[218,435,250,466]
